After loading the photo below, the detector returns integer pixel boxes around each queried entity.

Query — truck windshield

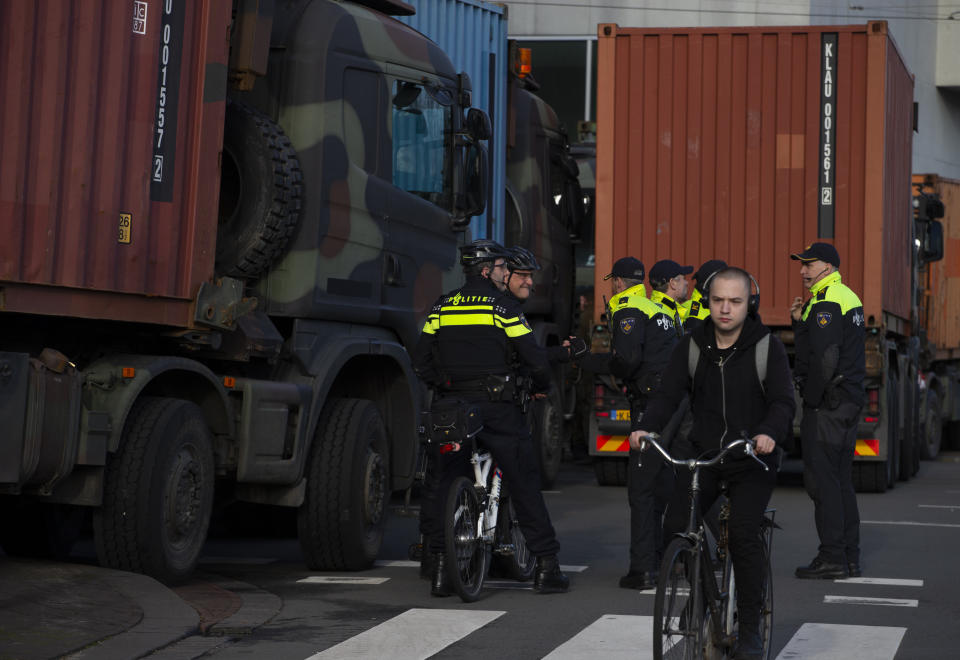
[392,80,452,208]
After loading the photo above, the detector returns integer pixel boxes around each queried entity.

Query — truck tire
[93,397,215,583]
[852,462,887,494]
[216,100,302,280]
[920,388,942,460]
[532,389,563,489]
[886,372,900,488]
[900,372,918,480]
[298,398,390,570]
[594,457,626,486]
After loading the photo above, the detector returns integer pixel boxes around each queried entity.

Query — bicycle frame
[645,433,770,655]
[469,448,502,544]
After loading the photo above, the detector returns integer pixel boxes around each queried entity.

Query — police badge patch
[816,311,832,327]
[620,317,636,334]
[519,313,532,330]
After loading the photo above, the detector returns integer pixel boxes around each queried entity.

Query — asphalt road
[7,454,960,659]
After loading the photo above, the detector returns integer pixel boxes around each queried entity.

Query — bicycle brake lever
[744,444,769,471]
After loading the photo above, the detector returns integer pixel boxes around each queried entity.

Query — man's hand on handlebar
[752,433,776,455]
[628,429,650,451]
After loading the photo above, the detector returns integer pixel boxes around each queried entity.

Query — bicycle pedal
[494,543,516,556]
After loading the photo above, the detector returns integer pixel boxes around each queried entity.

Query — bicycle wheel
[654,538,704,660]
[444,476,490,602]
[491,495,535,581]
[758,544,774,660]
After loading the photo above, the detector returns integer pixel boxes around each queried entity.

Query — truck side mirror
[920,220,944,264]
[466,108,491,142]
[565,179,585,240]
[452,143,488,228]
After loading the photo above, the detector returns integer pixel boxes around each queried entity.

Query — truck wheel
[532,389,563,489]
[885,371,899,488]
[920,388,942,460]
[900,374,918,481]
[298,398,390,570]
[594,457,627,486]
[93,397,215,583]
[216,100,302,280]
[852,462,887,493]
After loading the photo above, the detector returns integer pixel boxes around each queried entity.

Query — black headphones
[701,267,760,314]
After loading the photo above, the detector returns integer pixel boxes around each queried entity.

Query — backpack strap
[687,338,700,388]
[687,333,770,394]
[755,333,770,395]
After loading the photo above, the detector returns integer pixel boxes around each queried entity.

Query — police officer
[789,242,866,579]
[413,239,570,595]
[648,259,694,334]
[580,256,679,590]
[679,259,727,331]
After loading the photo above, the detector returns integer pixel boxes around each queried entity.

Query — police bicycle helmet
[505,246,542,272]
[459,239,511,267]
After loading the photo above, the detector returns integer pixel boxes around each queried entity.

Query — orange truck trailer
[591,20,956,491]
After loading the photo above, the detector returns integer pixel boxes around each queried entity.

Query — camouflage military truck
[504,43,586,487]
[0,0,489,582]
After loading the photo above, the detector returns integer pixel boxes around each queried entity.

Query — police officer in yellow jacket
[679,259,727,331]
[413,240,570,595]
[789,242,866,580]
[580,256,679,589]
[649,260,693,335]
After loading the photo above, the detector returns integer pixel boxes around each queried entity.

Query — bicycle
[443,435,535,602]
[641,433,776,660]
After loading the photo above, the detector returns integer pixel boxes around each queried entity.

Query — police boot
[431,553,452,597]
[533,555,569,594]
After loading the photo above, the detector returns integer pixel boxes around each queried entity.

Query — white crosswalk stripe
[774,623,906,659]
[304,608,504,659]
[823,595,918,607]
[543,615,654,659]
[299,608,918,659]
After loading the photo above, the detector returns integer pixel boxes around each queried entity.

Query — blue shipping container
[398,0,507,242]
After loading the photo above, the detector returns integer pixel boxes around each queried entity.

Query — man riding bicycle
[413,239,571,596]
[629,267,795,660]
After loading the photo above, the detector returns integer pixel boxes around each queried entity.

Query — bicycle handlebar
[640,432,769,472]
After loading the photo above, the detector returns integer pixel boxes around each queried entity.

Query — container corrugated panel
[398,0,507,241]
[0,0,230,326]
[915,174,960,354]
[595,22,914,328]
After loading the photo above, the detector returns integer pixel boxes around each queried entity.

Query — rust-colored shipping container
[595,21,914,329]
[0,0,230,327]
[915,174,960,356]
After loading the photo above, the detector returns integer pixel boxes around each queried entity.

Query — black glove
[568,336,588,359]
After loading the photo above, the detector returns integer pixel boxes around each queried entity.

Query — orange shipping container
[595,21,914,329]
[914,174,960,356]
[0,0,230,327]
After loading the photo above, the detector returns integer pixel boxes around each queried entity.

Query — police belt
[439,374,518,401]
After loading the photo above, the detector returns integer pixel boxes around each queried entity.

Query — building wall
[505,0,960,178]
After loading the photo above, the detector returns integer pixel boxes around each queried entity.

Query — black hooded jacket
[637,315,796,456]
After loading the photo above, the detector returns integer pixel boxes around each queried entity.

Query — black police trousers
[419,399,561,557]
[626,397,681,573]
[663,458,776,627]
[801,401,861,565]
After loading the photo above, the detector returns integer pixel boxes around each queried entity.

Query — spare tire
[216,100,302,279]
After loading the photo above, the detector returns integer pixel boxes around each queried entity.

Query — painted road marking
[835,577,924,587]
[918,504,960,510]
[305,608,504,659]
[824,595,918,607]
[862,520,960,529]
[373,559,589,572]
[775,623,905,659]
[543,615,653,659]
[297,576,390,585]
